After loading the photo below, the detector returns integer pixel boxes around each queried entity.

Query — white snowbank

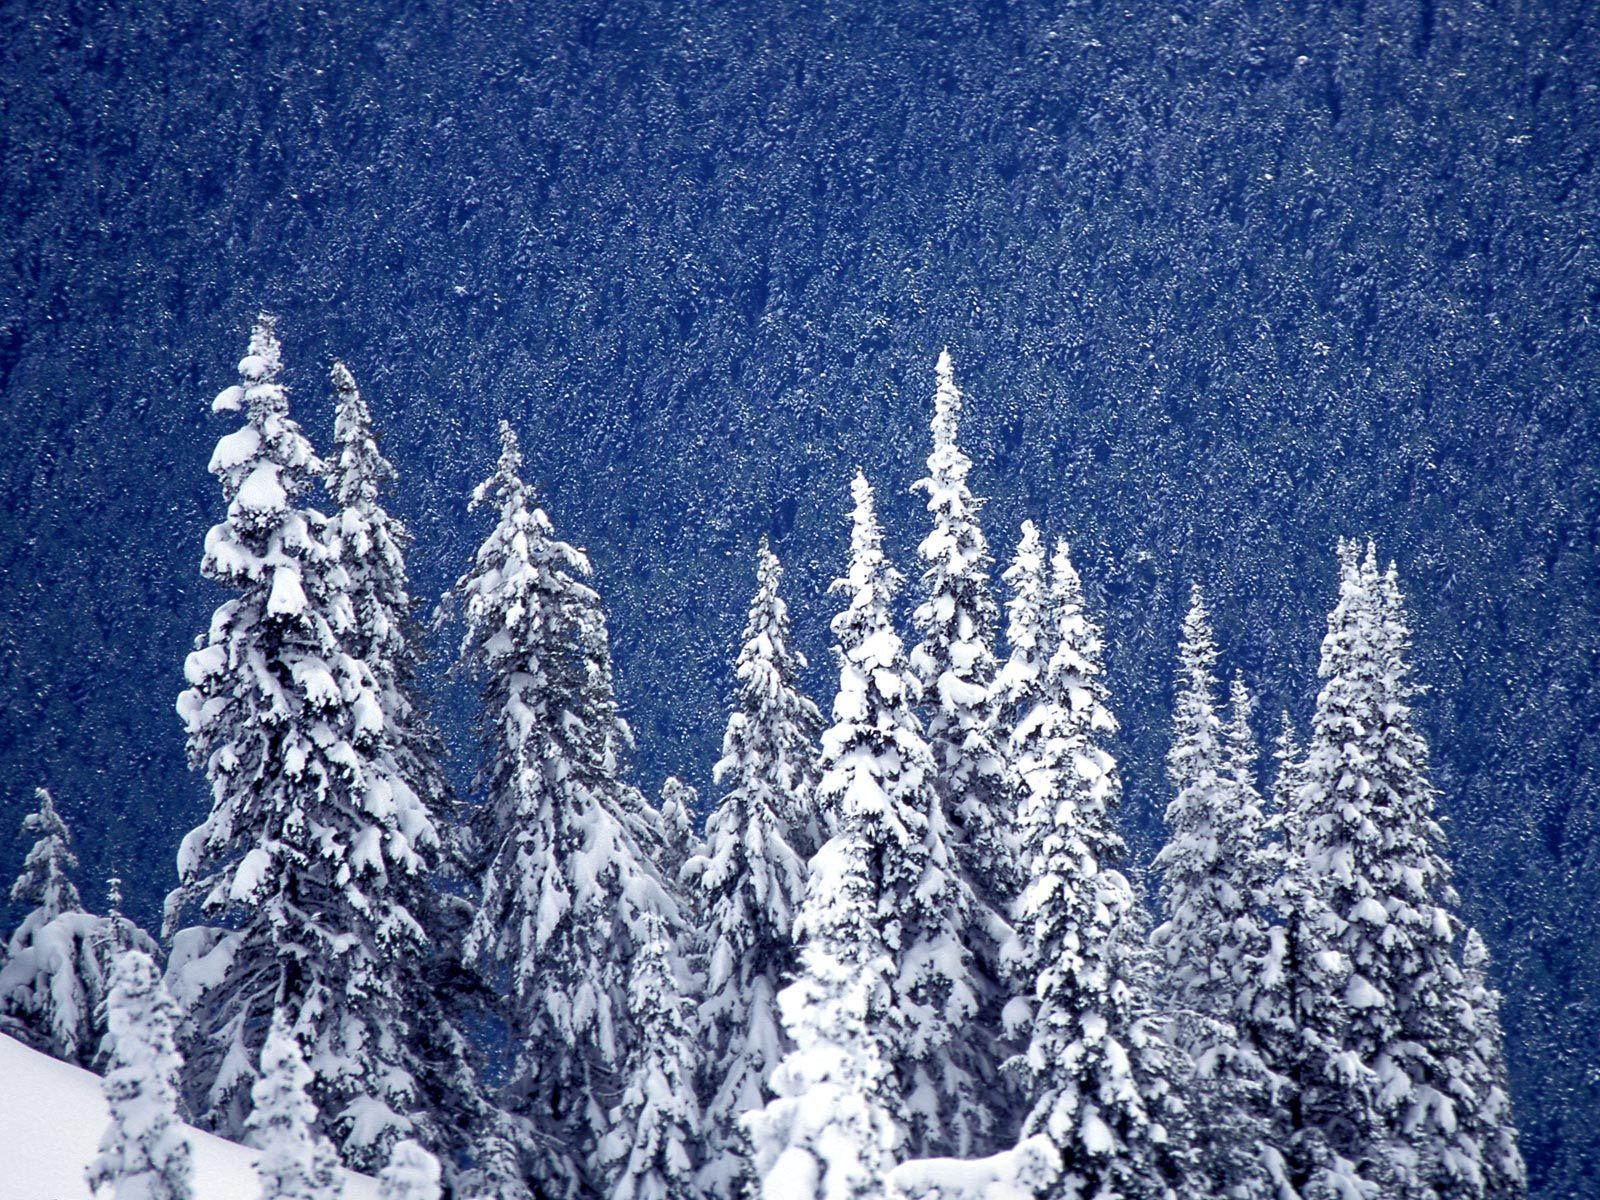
[0,1033,377,1200]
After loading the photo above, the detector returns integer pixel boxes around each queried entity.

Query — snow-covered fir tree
[168,318,454,1169]
[655,776,701,886]
[1452,930,1527,1200]
[909,357,1015,1126]
[744,794,903,1200]
[249,1012,337,1200]
[1011,538,1194,1200]
[379,1141,443,1200]
[1269,541,1511,1199]
[819,471,988,1157]
[327,360,455,846]
[598,912,701,1200]
[993,522,1050,765]
[1150,592,1282,1196]
[448,421,678,1196]
[324,358,488,1173]
[0,788,154,1066]
[687,540,822,1200]
[86,949,194,1200]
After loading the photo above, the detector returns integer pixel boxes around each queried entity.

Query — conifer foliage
[449,421,678,1195]
[1151,591,1283,1197]
[599,913,702,1200]
[169,318,452,1168]
[909,350,1014,913]
[249,1012,337,1200]
[689,541,822,1200]
[1269,541,1517,1200]
[1011,539,1192,1200]
[820,472,987,1159]
[87,949,194,1200]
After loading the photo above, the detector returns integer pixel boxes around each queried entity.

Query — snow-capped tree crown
[87,949,194,1200]
[8,788,82,948]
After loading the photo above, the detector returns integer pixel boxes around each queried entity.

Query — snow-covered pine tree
[993,522,1050,767]
[1272,541,1502,1199]
[10,787,79,933]
[599,912,701,1200]
[655,776,701,886]
[168,318,450,1169]
[87,949,194,1200]
[449,421,679,1196]
[249,1012,336,1200]
[744,786,903,1200]
[327,360,455,849]
[909,352,1015,1005]
[1452,930,1526,1200]
[1150,592,1281,1196]
[821,471,988,1158]
[379,1141,443,1200]
[325,360,487,1169]
[0,788,154,1066]
[1011,539,1194,1200]
[687,540,822,1200]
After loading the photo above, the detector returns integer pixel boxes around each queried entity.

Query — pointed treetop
[932,348,962,452]
[10,787,81,924]
[329,360,395,511]
[471,420,529,515]
[837,471,900,618]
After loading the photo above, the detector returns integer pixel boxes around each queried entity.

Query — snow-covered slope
[0,1033,377,1200]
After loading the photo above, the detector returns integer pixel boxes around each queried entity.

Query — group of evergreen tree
[0,322,1524,1200]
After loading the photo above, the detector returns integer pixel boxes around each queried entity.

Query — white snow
[0,1033,376,1200]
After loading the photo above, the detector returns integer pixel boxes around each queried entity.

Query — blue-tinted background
[1,1,1595,1193]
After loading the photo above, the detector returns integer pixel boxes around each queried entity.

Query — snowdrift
[0,1032,377,1200]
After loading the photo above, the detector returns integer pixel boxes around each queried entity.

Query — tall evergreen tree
[324,359,487,1174]
[1012,539,1193,1200]
[744,771,903,1200]
[909,351,1015,1013]
[599,913,701,1200]
[688,541,822,1200]
[168,318,449,1168]
[1272,541,1507,1199]
[0,788,153,1065]
[822,471,988,1157]
[87,949,194,1200]
[1150,595,1281,1197]
[448,421,678,1196]
[327,361,454,841]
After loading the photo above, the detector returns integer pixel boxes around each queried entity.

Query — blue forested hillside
[0,1,1594,1192]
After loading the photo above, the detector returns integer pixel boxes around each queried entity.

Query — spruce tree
[1150,594,1281,1196]
[87,949,194,1200]
[688,541,822,1200]
[169,318,449,1168]
[819,471,988,1158]
[655,776,701,886]
[327,360,454,841]
[449,421,678,1196]
[744,791,902,1200]
[249,1012,336,1200]
[909,352,1015,1025]
[599,913,701,1200]
[1272,541,1506,1199]
[0,788,152,1065]
[325,359,487,1173]
[1012,539,1193,1200]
